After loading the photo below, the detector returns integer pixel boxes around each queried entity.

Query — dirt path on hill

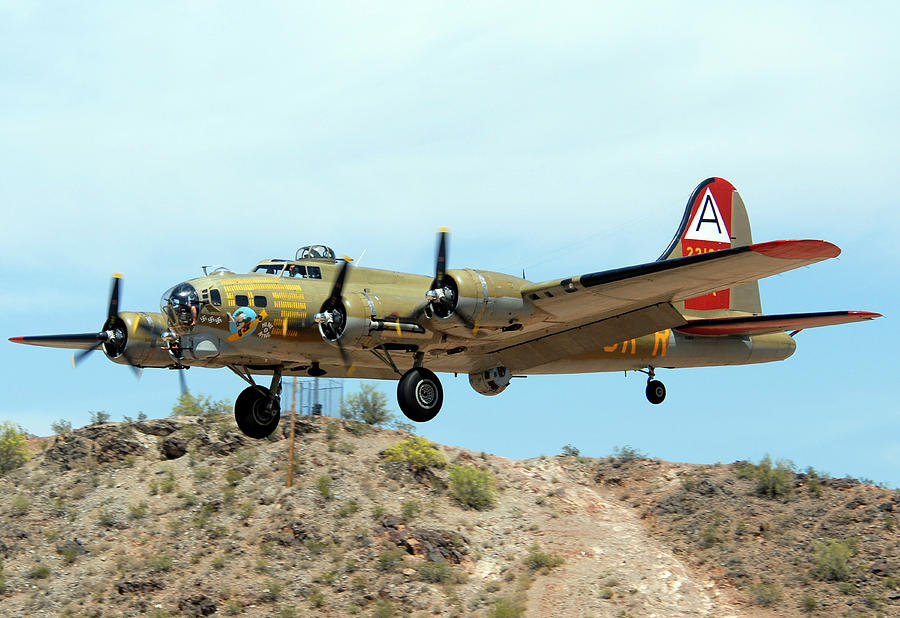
[511,459,749,617]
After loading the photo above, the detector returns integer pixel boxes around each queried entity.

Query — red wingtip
[751,239,841,260]
[9,336,24,343]
[848,311,883,319]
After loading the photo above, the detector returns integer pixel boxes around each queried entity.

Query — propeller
[70,274,143,377]
[423,228,482,335]
[314,260,355,374]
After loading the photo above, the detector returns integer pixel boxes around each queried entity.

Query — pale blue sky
[2,3,897,484]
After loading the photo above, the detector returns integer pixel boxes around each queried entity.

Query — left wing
[487,239,841,369]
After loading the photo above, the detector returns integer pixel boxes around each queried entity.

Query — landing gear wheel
[646,380,666,405]
[397,367,443,422]
[235,385,281,439]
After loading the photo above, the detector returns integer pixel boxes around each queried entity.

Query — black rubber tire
[646,380,666,405]
[234,385,281,439]
[397,367,443,422]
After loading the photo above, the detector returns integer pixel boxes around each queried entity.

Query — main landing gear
[641,366,666,405]
[233,367,283,439]
[397,367,444,422]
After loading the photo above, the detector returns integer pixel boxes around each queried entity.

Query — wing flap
[676,311,882,336]
[494,303,685,371]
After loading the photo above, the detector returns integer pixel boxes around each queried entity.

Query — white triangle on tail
[684,187,730,244]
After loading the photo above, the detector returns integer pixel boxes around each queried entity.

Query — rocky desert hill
[0,412,898,617]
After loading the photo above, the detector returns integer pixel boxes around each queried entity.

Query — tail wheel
[646,380,666,405]
[397,367,443,422]
[235,385,281,439]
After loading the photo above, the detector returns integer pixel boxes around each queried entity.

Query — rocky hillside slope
[0,414,897,617]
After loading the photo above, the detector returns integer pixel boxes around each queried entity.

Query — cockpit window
[254,264,285,275]
[284,264,307,278]
[307,266,322,279]
[161,282,200,327]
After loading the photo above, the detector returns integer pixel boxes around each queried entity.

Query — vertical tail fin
[658,177,762,316]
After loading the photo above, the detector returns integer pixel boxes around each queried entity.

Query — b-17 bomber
[10,178,881,439]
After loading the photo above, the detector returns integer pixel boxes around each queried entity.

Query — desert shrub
[448,465,496,510]
[11,493,30,516]
[127,501,149,520]
[372,599,393,618]
[382,436,446,469]
[171,392,232,419]
[524,543,564,573]
[50,419,73,435]
[224,468,244,486]
[489,597,525,617]
[812,537,856,581]
[611,445,644,462]
[26,563,50,579]
[751,581,781,607]
[735,455,794,499]
[160,470,177,493]
[801,594,817,613]
[97,508,119,527]
[146,553,174,572]
[341,383,391,425]
[316,475,333,499]
[0,421,30,474]
[89,411,110,424]
[416,560,453,583]
[376,547,406,572]
[561,444,580,456]
[337,499,360,518]
[401,500,420,521]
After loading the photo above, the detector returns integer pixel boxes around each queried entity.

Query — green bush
[0,421,30,474]
[488,597,525,617]
[382,436,446,469]
[524,543,564,573]
[340,383,392,425]
[316,475,333,499]
[449,465,496,510]
[376,547,406,572]
[812,538,856,581]
[171,392,232,419]
[416,560,453,583]
[89,411,110,424]
[735,455,794,499]
[26,564,50,579]
[750,581,781,607]
[50,419,73,435]
[11,493,30,516]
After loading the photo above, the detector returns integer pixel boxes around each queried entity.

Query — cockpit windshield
[161,282,200,327]
[253,263,286,275]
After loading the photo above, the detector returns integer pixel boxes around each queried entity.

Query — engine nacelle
[317,292,427,348]
[469,366,512,396]
[430,269,532,336]
[107,312,173,368]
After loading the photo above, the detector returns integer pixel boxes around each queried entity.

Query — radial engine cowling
[317,292,426,348]
[468,367,512,396]
[106,311,173,368]
[430,269,532,335]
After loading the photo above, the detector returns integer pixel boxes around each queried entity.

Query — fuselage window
[235,294,249,307]
[307,266,322,279]
[210,289,222,306]
[254,295,267,308]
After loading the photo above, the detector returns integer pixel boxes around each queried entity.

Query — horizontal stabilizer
[676,311,882,336]
[9,334,103,350]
